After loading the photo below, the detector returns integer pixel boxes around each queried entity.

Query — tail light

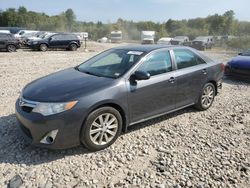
[221,63,225,71]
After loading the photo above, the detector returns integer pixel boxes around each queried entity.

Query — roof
[114,44,175,53]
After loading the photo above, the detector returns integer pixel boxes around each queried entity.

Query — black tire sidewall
[70,44,77,51]
[81,107,122,151]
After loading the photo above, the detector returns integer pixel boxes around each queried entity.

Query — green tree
[65,8,76,32]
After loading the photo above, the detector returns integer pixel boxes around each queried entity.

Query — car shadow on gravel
[0,114,91,166]
[126,107,197,133]
[0,107,197,166]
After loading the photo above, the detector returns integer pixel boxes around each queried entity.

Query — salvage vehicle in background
[14,30,38,39]
[141,31,155,44]
[110,31,122,43]
[225,49,250,78]
[0,33,20,52]
[170,36,189,45]
[16,45,224,151]
[192,36,214,50]
[28,33,81,51]
[157,37,173,45]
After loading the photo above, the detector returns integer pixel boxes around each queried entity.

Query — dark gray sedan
[16,45,224,151]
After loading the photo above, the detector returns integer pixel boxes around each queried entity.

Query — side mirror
[133,71,151,81]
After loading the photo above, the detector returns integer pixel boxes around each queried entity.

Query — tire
[194,83,215,111]
[39,44,48,52]
[80,107,122,151]
[7,44,16,52]
[69,43,77,51]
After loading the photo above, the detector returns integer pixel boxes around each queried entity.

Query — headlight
[32,101,78,116]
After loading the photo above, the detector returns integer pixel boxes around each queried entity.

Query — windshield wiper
[82,70,103,77]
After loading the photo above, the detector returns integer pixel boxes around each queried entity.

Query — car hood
[229,56,250,69]
[22,68,115,102]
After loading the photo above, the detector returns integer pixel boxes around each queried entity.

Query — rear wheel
[7,44,16,52]
[81,107,122,151]
[40,44,48,52]
[69,43,77,51]
[195,83,215,110]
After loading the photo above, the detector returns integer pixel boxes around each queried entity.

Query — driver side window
[137,50,172,76]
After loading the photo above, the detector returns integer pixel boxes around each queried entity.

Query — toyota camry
[16,45,224,151]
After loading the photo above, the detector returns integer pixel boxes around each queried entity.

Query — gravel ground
[0,43,249,188]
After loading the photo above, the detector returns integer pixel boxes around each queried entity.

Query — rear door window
[173,49,206,69]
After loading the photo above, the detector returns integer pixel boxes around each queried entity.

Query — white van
[0,30,10,34]
[141,31,155,44]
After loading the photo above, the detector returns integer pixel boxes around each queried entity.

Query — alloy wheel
[89,113,118,146]
[201,85,214,108]
[7,45,16,52]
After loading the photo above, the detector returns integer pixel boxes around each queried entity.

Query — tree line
[0,7,250,40]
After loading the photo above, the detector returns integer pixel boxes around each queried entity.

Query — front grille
[21,106,33,113]
[19,122,33,139]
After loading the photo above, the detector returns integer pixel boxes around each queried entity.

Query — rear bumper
[15,99,84,149]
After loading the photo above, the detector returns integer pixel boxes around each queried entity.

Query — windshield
[240,49,250,56]
[42,33,54,39]
[76,49,145,78]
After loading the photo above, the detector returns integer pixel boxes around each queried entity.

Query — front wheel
[81,107,122,151]
[40,44,48,52]
[195,83,215,111]
[7,44,16,52]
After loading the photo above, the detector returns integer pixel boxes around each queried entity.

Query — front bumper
[15,99,84,149]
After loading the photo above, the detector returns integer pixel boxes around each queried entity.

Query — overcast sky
[0,0,249,22]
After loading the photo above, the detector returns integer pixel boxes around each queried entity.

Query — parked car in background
[97,37,109,43]
[157,37,173,45]
[14,30,38,39]
[110,31,122,43]
[141,31,155,44]
[0,27,24,34]
[225,49,250,78]
[0,33,20,52]
[170,36,189,45]
[16,45,224,151]
[19,31,39,46]
[26,32,54,45]
[28,33,81,51]
[192,36,214,50]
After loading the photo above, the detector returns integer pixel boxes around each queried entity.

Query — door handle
[168,77,175,83]
[202,69,207,74]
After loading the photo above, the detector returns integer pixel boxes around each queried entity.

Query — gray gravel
[0,43,249,187]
